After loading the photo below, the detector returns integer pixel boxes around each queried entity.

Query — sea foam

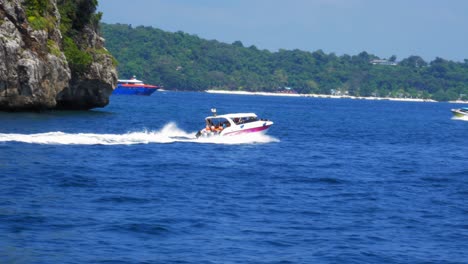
[451,116,468,121]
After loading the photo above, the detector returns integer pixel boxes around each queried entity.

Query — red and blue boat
[113,76,159,96]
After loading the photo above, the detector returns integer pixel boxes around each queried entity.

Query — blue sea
[0,92,467,264]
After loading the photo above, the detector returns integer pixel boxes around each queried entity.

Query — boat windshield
[233,116,259,125]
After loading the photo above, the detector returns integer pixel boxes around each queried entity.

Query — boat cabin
[204,113,259,131]
[117,75,145,85]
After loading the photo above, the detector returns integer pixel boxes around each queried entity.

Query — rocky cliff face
[0,0,117,111]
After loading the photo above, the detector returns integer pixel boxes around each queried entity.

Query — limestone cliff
[0,0,117,111]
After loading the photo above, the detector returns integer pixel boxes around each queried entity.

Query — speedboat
[113,76,159,95]
[451,107,468,118]
[195,109,273,138]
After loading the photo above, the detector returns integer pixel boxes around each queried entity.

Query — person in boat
[205,120,214,131]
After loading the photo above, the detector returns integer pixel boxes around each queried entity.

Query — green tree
[100,23,468,101]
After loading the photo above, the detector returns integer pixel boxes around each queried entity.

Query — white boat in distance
[451,107,468,118]
[195,109,274,138]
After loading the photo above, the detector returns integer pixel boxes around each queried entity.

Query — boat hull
[113,86,158,96]
[223,124,272,136]
[196,121,273,138]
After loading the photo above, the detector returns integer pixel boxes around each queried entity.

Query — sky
[98,0,468,62]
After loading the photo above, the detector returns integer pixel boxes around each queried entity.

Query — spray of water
[0,122,279,145]
[451,116,468,121]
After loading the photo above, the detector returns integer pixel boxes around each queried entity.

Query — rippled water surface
[1,92,467,263]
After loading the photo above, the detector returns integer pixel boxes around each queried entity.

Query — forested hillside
[102,23,468,101]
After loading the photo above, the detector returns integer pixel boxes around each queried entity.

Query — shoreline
[206,90,468,104]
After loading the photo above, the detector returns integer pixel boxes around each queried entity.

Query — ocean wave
[104,223,171,236]
[0,122,279,145]
[58,175,98,188]
[93,196,152,204]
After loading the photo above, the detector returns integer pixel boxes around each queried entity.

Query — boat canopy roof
[205,113,257,120]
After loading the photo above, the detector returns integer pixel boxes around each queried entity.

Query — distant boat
[451,107,468,118]
[112,76,159,96]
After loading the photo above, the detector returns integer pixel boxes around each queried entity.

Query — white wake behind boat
[196,109,273,138]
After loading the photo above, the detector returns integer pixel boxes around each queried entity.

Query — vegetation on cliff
[24,0,54,30]
[102,23,468,101]
[1,0,116,111]
[56,0,102,74]
[24,0,105,74]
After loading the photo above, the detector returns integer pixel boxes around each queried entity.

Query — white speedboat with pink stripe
[196,109,273,138]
